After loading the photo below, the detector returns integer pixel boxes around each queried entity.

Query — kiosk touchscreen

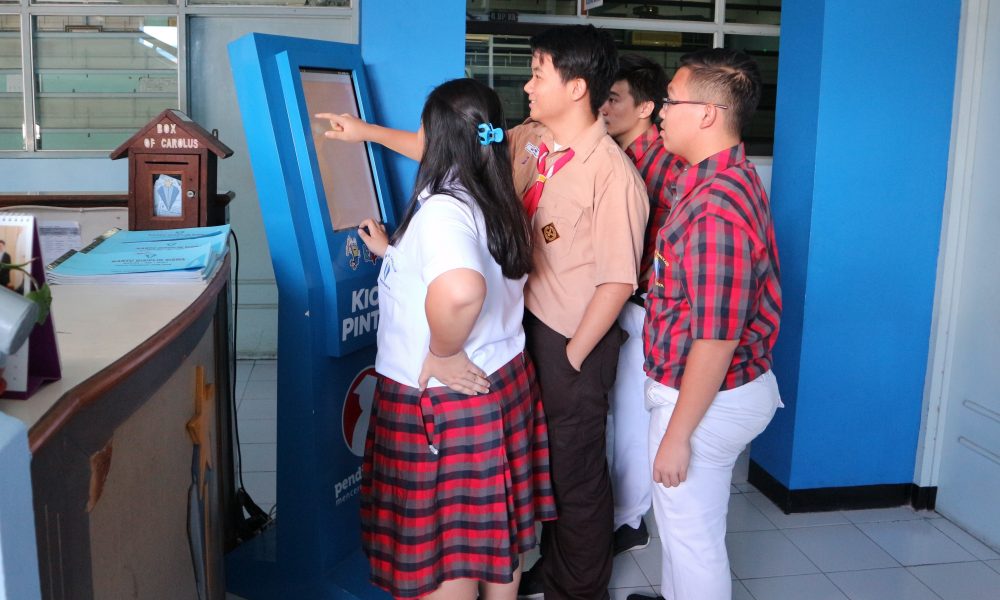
[228,33,397,600]
[280,58,391,359]
[291,65,387,358]
[300,69,382,232]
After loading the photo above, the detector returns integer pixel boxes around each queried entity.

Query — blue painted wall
[360,0,465,216]
[749,0,826,487]
[755,0,961,489]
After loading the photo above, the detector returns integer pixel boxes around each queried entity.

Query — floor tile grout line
[854,516,982,568]
[735,573,843,600]
[854,517,920,570]
[823,568,889,600]
[749,495,788,531]
[788,520,905,574]
[623,544,658,591]
[899,564,951,600]
[772,520,830,577]
[743,492,851,531]
[609,551,643,590]
[738,569,946,600]
[736,578,762,600]
[926,515,1000,558]
[817,571,851,600]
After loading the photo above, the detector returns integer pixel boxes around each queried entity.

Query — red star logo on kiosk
[343,366,378,457]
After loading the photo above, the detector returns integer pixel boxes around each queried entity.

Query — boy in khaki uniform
[320,25,647,600]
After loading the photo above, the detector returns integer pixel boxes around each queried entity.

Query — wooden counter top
[0,257,229,452]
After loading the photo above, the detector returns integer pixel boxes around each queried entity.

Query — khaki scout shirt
[508,118,649,338]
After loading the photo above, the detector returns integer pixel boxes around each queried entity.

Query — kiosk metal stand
[227,33,397,600]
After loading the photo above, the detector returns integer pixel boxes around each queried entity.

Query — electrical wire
[229,229,246,493]
[228,229,273,537]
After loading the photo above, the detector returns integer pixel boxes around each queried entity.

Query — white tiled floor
[230,359,1000,599]
[233,359,278,515]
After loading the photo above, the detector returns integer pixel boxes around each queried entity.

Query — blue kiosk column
[750,0,961,511]
[225,3,463,599]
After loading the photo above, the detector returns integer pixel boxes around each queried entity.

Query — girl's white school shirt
[375,187,527,389]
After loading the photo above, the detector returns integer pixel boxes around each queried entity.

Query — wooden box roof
[110,109,233,159]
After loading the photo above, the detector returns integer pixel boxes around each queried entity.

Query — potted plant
[0,258,51,325]
[0,259,50,396]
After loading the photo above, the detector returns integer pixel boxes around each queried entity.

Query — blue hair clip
[477,122,504,146]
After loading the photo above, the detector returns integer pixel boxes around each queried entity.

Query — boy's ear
[638,99,655,120]
[699,105,720,130]
[569,77,589,103]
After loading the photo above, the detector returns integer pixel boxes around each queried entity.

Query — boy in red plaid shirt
[632,48,783,600]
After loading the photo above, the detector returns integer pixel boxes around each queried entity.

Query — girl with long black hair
[350,78,556,600]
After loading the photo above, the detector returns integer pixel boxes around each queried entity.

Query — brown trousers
[524,311,627,600]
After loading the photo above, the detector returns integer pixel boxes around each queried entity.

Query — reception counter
[0,258,235,600]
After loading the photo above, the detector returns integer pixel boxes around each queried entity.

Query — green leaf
[0,261,33,271]
[26,284,52,325]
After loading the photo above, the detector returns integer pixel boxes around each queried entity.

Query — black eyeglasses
[662,98,729,110]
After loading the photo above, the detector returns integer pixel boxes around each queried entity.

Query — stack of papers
[47,225,230,285]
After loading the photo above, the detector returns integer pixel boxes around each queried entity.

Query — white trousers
[646,371,782,600]
[607,301,652,530]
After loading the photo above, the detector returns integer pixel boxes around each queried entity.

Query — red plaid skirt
[361,352,557,599]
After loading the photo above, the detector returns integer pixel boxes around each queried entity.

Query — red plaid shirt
[625,125,685,295]
[643,143,781,390]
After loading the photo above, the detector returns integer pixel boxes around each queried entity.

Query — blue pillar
[361,0,466,214]
[752,0,961,508]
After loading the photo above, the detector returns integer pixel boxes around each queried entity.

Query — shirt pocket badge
[535,195,582,259]
[542,223,559,243]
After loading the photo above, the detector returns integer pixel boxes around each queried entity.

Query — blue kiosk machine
[227,33,398,599]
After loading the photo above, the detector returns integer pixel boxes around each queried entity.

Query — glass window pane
[467,0,576,18]
[0,15,23,150]
[33,16,178,151]
[33,0,175,4]
[724,34,778,155]
[588,0,713,22]
[466,30,713,130]
[189,0,347,5]
[615,29,714,78]
[726,0,781,25]
[466,34,532,129]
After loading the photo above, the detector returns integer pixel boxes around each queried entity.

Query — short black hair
[679,48,762,137]
[530,25,618,116]
[615,53,668,122]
